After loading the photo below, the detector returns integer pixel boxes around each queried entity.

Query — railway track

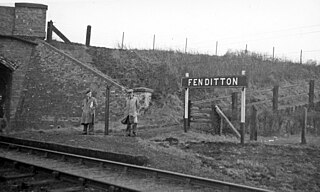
[0,138,273,192]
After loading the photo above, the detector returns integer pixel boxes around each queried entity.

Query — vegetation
[51,41,320,136]
[87,46,320,101]
[37,41,320,192]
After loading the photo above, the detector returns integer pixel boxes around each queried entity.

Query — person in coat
[125,89,140,136]
[80,90,97,135]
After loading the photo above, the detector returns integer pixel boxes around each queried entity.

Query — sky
[2,0,320,63]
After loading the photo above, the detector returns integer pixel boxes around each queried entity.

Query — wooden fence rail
[189,80,318,138]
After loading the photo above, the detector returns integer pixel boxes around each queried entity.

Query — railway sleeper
[22,178,60,187]
[14,179,62,191]
[48,186,84,192]
[0,168,14,174]
[0,172,34,181]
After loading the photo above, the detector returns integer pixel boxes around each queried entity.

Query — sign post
[184,73,189,132]
[240,70,246,144]
[181,72,247,142]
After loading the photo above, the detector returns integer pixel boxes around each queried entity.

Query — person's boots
[126,124,131,136]
[88,124,94,135]
[132,123,137,136]
[82,124,88,135]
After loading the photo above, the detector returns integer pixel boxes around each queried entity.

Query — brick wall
[0,3,47,39]
[14,3,47,39]
[10,40,127,130]
[0,6,14,35]
[0,34,155,131]
[0,37,36,130]
[0,35,131,131]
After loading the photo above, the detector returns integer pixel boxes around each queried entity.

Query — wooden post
[231,92,238,121]
[211,103,215,133]
[272,46,275,61]
[85,25,91,46]
[153,34,155,50]
[215,105,241,138]
[219,117,223,136]
[301,107,307,144]
[250,105,258,141]
[121,32,124,49]
[51,25,71,43]
[245,44,248,54]
[272,85,279,134]
[105,86,110,135]
[300,50,303,64]
[240,70,246,144]
[215,41,218,55]
[47,20,53,42]
[184,73,189,132]
[309,80,315,110]
[185,38,188,53]
[273,85,279,112]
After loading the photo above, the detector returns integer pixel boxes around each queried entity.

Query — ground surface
[5,125,320,192]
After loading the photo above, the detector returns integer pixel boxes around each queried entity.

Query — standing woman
[125,89,140,136]
[81,90,98,135]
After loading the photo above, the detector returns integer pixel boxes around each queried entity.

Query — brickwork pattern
[0,35,157,131]
[13,6,47,38]
[12,41,127,130]
[0,38,36,130]
[0,4,47,39]
[0,7,14,35]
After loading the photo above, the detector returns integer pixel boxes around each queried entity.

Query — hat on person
[85,89,91,94]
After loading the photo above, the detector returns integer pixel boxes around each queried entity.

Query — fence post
[121,32,125,49]
[273,85,279,112]
[250,105,258,141]
[105,86,110,135]
[85,25,91,46]
[231,92,238,121]
[309,80,315,110]
[211,103,216,132]
[301,107,307,144]
[153,34,155,50]
[47,20,53,42]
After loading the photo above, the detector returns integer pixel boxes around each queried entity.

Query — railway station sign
[181,76,247,88]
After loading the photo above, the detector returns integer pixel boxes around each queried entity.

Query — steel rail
[0,156,138,192]
[0,141,273,192]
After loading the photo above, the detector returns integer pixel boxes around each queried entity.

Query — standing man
[80,90,97,135]
[125,89,139,136]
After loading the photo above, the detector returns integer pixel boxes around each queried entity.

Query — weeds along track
[0,138,273,192]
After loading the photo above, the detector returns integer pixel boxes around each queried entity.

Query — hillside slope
[48,41,320,133]
[50,41,320,101]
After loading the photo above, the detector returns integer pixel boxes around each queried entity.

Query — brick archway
[0,56,15,130]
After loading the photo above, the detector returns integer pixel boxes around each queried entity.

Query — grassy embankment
[87,47,320,134]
